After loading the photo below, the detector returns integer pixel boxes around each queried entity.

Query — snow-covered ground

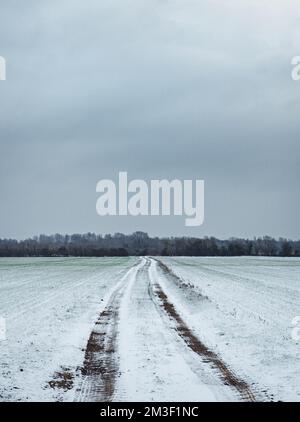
[160,256,300,402]
[0,257,137,401]
[0,256,299,402]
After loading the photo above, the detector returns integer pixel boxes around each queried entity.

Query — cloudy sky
[0,0,299,239]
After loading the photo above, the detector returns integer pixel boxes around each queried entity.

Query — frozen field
[0,256,299,402]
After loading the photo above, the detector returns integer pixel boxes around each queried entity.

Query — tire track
[115,257,220,401]
[149,258,256,402]
[74,260,142,402]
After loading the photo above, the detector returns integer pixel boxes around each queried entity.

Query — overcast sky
[0,0,299,240]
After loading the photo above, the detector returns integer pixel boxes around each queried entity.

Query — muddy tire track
[74,261,141,402]
[153,258,210,304]
[150,259,256,402]
[75,288,122,401]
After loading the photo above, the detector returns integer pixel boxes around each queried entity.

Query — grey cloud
[0,0,300,239]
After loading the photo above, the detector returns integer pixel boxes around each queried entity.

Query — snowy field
[0,256,299,402]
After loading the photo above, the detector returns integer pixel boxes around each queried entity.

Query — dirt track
[151,272,255,401]
[73,257,256,402]
[74,262,142,402]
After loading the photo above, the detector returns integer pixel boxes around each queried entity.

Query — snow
[159,256,300,402]
[116,258,220,402]
[0,256,299,402]
[0,257,137,401]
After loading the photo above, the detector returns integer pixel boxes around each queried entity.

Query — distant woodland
[0,232,299,257]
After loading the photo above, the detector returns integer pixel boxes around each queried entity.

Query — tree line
[0,232,299,257]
